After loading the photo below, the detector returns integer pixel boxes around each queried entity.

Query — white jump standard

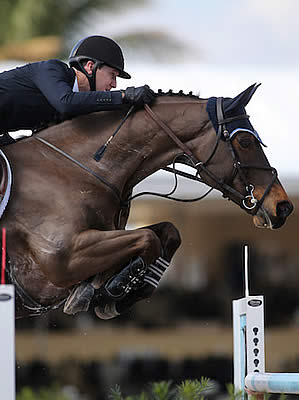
[0,284,15,400]
[0,228,16,400]
[233,245,299,397]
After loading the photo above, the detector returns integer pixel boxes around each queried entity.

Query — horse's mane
[155,89,199,99]
[36,88,201,136]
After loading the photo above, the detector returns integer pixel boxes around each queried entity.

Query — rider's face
[95,65,119,91]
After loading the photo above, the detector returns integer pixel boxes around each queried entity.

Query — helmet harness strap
[73,56,103,91]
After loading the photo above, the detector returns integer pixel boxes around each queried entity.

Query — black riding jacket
[0,59,123,132]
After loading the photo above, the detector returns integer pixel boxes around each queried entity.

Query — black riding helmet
[69,35,131,91]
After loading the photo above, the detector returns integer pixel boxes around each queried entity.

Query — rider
[0,35,155,143]
[0,35,163,318]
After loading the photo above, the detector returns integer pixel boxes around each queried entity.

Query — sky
[1,0,298,185]
[87,0,299,182]
[92,0,299,68]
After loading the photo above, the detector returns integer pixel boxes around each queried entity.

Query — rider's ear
[225,83,261,112]
[83,60,95,75]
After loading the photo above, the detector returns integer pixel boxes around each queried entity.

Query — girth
[4,256,66,318]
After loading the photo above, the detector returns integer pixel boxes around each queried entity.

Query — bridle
[36,97,277,216]
[141,99,278,214]
[213,97,277,213]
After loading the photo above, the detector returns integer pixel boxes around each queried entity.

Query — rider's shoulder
[37,59,70,72]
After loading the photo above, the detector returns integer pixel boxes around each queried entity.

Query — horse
[0,83,293,319]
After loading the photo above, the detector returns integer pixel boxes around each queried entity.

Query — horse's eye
[239,137,252,149]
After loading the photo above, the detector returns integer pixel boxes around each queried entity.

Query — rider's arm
[31,59,123,117]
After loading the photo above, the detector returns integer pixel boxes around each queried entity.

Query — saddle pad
[0,149,12,219]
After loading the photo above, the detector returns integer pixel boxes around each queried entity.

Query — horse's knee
[166,223,181,249]
[146,221,181,260]
[161,222,181,243]
[138,228,161,261]
[163,224,181,260]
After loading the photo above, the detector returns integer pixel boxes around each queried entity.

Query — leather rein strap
[144,103,245,202]
[144,104,197,164]
[36,100,276,213]
[144,102,276,213]
[35,136,122,203]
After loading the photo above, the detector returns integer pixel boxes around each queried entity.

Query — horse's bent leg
[142,221,182,261]
[134,221,181,293]
[53,228,162,287]
[93,221,181,319]
[63,228,161,314]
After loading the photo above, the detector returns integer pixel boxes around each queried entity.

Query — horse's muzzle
[253,200,293,229]
[276,200,294,220]
[272,200,294,229]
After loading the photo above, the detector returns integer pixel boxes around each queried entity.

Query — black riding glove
[122,85,155,108]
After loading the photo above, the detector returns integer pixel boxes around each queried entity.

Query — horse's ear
[224,83,261,112]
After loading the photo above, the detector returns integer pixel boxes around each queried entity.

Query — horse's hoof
[63,282,95,315]
[94,303,120,320]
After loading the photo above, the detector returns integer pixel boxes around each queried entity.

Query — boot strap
[104,256,147,299]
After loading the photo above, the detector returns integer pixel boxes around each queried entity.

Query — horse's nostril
[276,201,294,219]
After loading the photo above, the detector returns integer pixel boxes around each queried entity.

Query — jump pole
[0,227,15,400]
[233,245,299,397]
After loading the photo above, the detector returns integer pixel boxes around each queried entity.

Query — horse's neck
[37,98,209,198]
[99,98,209,195]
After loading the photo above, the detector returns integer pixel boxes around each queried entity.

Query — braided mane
[155,89,199,99]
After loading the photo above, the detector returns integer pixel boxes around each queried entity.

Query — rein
[142,102,277,213]
[144,104,197,164]
[35,136,122,204]
[214,97,277,211]
[36,96,277,214]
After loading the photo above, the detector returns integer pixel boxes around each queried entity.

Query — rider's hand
[122,85,155,108]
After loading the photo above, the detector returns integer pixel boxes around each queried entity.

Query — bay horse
[0,83,293,319]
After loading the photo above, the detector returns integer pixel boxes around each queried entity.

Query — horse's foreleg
[142,221,182,261]
[61,228,161,315]
[63,222,181,318]
[51,228,161,287]
[93,221,182,319]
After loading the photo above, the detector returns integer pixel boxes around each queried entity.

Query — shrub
[17,385,71,400]
[109,378,212,400]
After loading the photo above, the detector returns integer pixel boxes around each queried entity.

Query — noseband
[144,99,277,214]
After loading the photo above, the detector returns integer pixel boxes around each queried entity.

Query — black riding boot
[93,256,170,319]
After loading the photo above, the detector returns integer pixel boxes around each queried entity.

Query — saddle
[0,149,12,219]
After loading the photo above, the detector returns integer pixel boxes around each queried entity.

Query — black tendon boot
[64,257,147,316]
[93,256,170,319]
